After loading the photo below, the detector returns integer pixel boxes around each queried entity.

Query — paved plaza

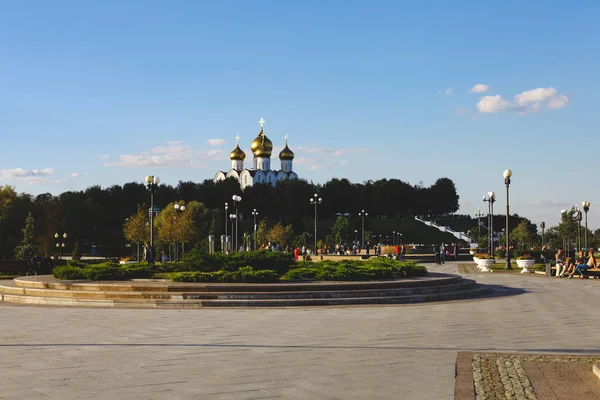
[1,261,600,399]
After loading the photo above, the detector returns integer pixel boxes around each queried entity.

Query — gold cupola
[251,117,273,158]
[279,135,294,160]
[229,135,246,160]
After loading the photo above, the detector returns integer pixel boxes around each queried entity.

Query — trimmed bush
[171,267,279,283]
[66,260,87,268]
[282,258,426,281]
[181,249,294,274]
[53,266,86,280]
[82,263,123,281]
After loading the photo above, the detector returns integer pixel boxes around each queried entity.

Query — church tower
[229,135,246,171]
[279,134,295,173]
[250,117,273,170]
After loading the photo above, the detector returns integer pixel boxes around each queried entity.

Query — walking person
[440,243,446,264]
[434,244,441,265]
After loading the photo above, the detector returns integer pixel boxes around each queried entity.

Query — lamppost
[483,192,496,255]
[309,194,322,254]
[392,231,396,246]
[475,209,485,236]
[229,213,236,251]
[145,175,160,253]
[582,201,590,250]
[503,169,512,270]
[354,229,358,244]
[359,209,368,250]
[252,209,259,251]
[55,233,67,259]
[232,195,242,252]
[573,207,582,252]
[224,202,229,253]
[540,222,545,249]
[560,209,568,255]
[399,233,403,246]
[174,203,186,261]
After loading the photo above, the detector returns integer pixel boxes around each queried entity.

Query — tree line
[0,177,460,258]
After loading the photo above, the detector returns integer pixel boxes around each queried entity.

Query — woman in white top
[555,249,566,277]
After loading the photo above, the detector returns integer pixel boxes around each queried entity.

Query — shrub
[82,263,123,281]
[181,249,294,274]
[53,266,86,280]
[281,258,427,281]
[120,263,156,279]
[171,267,279,283]
[66,260,88,268]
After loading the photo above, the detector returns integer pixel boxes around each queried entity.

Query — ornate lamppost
[354,229,358,245]
[475,209,485,236]
[224,202,229,253]
[145,175,160,253]
[540,222,545,249]
[483,192,496,255]
[232,195,242,252]
[573,207,582,252]
[503,169,512,270]
[55,232,67,260]
[174,203,186,261]
[309,194,322,254]
[229,213,236,251]
[359,209,368,250]
[582,201,590,250]
[252,209,259,251]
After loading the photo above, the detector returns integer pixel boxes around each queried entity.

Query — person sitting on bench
[555,249,566,277]
[569,249,596,279]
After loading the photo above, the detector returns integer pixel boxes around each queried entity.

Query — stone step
[0,284,489,308]
[182,280,477,300]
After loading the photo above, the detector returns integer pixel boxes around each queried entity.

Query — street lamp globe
[56,243,59,248]
[180,205,185,212]
[54,233,59,239]
[503,169,512,179]
[63,233,67,239]
[488,191,495,199]
[145,175,153,184]
[174,204,180,211]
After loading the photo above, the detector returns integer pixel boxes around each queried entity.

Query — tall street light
[354,229,358,244]
[54,232,67,259]
[475,209,485,236]
[573,207,582,252]
[224,202,229,253]
[392,230,396,246]
[229,213,236,251]
[174,203,186,261]
[582,201,590,250]
[540,222,545,249]
[483,193,495,255]
[309,194,323,254]
[503,169,512,270]
[145,175,160,254]
[252,209,259,251]
[560,209,568,254]
[232,195,242,252]
[359,209,368,250]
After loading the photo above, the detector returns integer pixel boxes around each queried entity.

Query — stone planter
[473,258,494,272]
[516,259,534,273]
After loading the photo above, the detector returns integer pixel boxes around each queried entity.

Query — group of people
[29,253,54,275]
[433,243,461,265]
[555,248,597,279]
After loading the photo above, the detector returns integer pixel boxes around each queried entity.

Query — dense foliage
[53,252,427,282]
[0,177,460,258]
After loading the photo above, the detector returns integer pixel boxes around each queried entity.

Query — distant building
[214,118,298,189]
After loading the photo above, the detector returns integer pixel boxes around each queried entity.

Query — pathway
[1,261,599,399]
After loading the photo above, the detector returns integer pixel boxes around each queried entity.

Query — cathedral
[214,118,298,189]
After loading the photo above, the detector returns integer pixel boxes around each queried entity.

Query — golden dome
[252,128,273,158]
[279,136,294,160]
[230,144,246,161]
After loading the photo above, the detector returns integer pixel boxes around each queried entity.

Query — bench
[548,265,600,278]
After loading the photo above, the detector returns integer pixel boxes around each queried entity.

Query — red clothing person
[395,245,400,255]
[293,247,300,261]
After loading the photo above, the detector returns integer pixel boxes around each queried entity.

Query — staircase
[414,216,472,243]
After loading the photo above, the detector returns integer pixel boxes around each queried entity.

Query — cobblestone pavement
[1,261,600,399]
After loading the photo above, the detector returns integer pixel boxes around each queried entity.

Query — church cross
[258,118,265,128]
[236,135,240,144]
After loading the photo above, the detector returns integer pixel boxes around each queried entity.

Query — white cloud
[0,168,59,183]
[468,84,490,93]
[476,87,569,114]
[70,172,88,178]
[105,141,227,168]
[438,88,453,95]
[476,95,514,113]
[98,154,110,160]
[340,160,348,166]
[205,139,226,146]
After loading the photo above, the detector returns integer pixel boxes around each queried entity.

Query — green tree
[267,223,294,248]
[331,216,353,245]
[255,219,270,248]
[14,212,38,263]
[123,206,150,261]
[557,207,579,252]
[510,220,537,249]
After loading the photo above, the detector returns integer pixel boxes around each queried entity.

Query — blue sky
[1,0,599,228]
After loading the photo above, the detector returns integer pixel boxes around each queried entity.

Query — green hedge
[181,250,294,274]
[171,267,279,283]
[54,262,158,281]
[282,258,427,281]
